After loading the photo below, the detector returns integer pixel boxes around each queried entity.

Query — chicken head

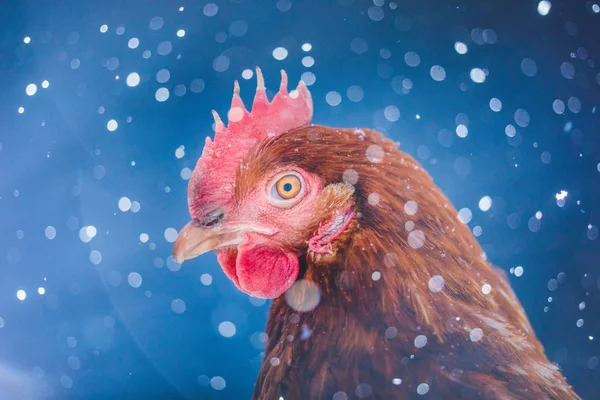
[173,69,322,298]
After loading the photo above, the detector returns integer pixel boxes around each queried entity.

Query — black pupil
[283,183,293,192]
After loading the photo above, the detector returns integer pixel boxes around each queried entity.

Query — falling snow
[2,1,599,398]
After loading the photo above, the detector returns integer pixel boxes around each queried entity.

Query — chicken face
[212,167,325,298]
[174,163,356,298]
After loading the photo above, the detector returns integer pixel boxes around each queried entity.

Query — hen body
[243,126,579,400]
[173,69,579,400]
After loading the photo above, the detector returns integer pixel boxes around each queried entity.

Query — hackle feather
[238,126,580,400]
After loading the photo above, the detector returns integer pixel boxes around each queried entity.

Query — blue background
[0,0,599,398]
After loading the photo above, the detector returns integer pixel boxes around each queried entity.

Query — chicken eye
[272,174,302,200]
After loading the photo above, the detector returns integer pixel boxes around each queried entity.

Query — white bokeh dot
[470,327,484,342]
[479,196,492,212]
[181,168,192,180]
[155,87,170,102]
[272,47,288,61]
[404,201,418,215]
[408,230,426,249]
[470,68,486,83]
[366,144,384,163]
[26,83,38,96]
[537,0,551,16]
[417,383,429,395]
[241,69,253,79]
[200,273,213,286]
[164,228,178,243]
[171,298,186,314]
[428,275,445,293]
[458,208,473,224]
[89,250,102,265]
[489,98,502,112]
[430,65,446,81]
[285,280,321,312]
[45,226,56,240]
[210,376,226,391]
[126,72,140,87]
[325,91,342,106]
[107,119,118,132]
[128,272,142,288]
[456,124,468,138]
[384,105,400,121]
[218,321,237,338]
[414,335,427,348]
[454,42,468,54]
[128,38,139,49]
[203,3,219,17]
[118,197,132,212]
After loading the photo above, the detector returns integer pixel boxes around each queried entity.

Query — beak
[172,220,273,264]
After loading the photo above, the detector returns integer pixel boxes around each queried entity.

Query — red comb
[188,67,313,218]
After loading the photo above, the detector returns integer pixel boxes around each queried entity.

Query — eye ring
[268,172,305,208]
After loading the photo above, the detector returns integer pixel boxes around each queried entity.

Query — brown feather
[236,125,579,400]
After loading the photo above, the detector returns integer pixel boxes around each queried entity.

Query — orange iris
[275,175,302,199]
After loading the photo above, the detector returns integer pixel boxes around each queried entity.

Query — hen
[173,69,580,399]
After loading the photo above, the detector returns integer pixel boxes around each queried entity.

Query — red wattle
[235,244,300,299]
[217,249,240,287]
